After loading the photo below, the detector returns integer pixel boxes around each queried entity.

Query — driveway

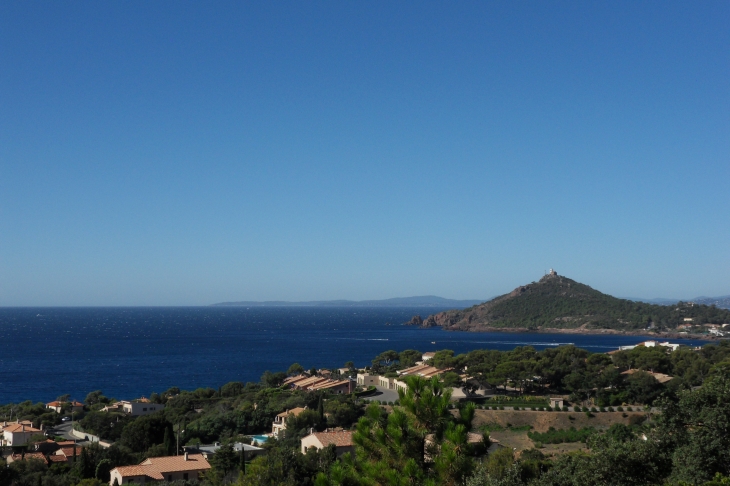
[361,386,400,403]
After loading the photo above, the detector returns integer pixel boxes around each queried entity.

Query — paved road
[48,422,86,443]
[361,386,400,403]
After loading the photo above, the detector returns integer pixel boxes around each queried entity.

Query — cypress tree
[164,425,174,455]
[78,447,90,478]
[318,395,325,425]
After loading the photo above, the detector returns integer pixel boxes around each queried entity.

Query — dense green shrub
[528,426,597,444]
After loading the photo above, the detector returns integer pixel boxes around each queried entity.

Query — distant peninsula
[211,295,484,308]
[419,270,730,337]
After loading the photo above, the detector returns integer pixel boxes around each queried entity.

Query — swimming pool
[250,435,269,444]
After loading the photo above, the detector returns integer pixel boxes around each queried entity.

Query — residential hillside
[423,271,730,332]
[692,295,730,310]
[627,295,730,310]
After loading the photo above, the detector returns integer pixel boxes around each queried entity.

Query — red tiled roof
[399,364,446,378]
[311,431,353,448]
[621,369,673,384]
[9,452,48,464]
[56,446,83,457]
[3,423,41,433]
[293,376,328,388]
[309,380,349,391]
[284,374,309,383]
[114,454,211,480]
[276,407,306,418]
[48,455,68,463]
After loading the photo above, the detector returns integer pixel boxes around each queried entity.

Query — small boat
[431,341,436,344]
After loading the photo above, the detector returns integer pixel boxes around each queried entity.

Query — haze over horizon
[1,3,728,306]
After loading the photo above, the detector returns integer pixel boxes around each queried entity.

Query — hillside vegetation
[426,272,730,331]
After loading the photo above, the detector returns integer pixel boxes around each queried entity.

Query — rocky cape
[414,272,730,337]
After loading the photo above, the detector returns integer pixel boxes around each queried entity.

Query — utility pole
[174,421,185,456]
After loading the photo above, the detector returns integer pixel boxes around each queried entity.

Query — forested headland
[425,272,730,332]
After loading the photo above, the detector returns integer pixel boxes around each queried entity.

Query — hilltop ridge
[424,271,730,332]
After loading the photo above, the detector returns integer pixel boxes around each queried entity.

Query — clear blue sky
[1,2,728,306]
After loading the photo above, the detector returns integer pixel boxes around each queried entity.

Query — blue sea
[0,307,710,405]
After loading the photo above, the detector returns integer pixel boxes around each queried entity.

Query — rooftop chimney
[184,452,189,461]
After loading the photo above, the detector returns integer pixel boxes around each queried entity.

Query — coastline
[426,325,716,342]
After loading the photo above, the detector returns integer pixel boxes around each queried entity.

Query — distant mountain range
[423,272,730,331]
[211,296,484,308]
[627,296,730,310]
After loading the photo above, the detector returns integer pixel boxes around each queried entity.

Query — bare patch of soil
[488,430,534,451]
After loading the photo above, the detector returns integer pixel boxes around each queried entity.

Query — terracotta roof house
[109,453,211,485]
[300,430,354,456]
[283,374,311,386]
[53,445,84,463]
[272,407,307,436]
[290,376,330,389]
[308,379,354,394]
[48,455,69,464]
[284,375,355,394]
[398,364,446,379]
[6,452,48,465]
[46,401,84,414]
[621,369,674,384]
[1,422,43,447]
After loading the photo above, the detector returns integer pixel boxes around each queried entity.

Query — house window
[168,476,172,481]
[183,473,188,480]
[142,408,147,411]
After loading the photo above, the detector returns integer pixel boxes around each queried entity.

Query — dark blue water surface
[0,307,710,404]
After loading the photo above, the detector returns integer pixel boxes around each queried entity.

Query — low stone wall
[71,428,113,448]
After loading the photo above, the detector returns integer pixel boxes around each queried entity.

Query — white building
[356,373,378,386]
[618,341,679,352]
[1,422,43,447]
[272,407,307,437]
[301,430,354,456]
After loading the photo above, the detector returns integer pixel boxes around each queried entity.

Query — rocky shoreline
[422,323,716,341]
